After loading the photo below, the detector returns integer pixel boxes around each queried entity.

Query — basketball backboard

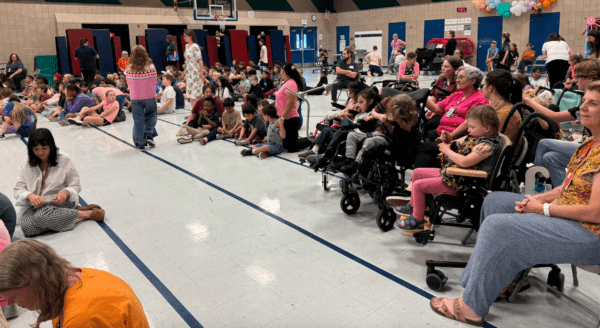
[194,0,238,21]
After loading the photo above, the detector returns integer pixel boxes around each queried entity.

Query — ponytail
[509,78,523,104]
[485,69,521,104]
[79,38,87,48]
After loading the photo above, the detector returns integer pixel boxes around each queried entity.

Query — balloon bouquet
[472,0,557,16]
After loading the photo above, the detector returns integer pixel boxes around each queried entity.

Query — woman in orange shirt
[517,43,536,74]
[0,239,149,328]
[117,51,130,72]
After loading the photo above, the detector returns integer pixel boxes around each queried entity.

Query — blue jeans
[534,139,579,186]
[131,98,158,148]
[59,110,71,121]
[369,65,383,75]
[116,95,126,113]
[461,192,600,318]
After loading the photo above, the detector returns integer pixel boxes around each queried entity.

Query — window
[295,34,300,50]
[304,34,307,49]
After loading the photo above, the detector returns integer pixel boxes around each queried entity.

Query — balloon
[485,5,492,13]
[543,0,551,7]
[497,2,511,17]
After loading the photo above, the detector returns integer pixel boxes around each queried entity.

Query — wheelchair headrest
[405,88,432,104]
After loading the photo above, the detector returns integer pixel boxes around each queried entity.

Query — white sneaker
[177,135,193,144]
[216,134,224,140]
[234,140,247,146]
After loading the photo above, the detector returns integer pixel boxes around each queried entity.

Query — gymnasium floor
[2,71,599,328]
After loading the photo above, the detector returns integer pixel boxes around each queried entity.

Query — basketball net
[215,15,228,33]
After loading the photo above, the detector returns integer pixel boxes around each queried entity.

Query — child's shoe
[48,116,59,122]
[339,161,359,176]
[67,118,83,126]
[241,149,253,156]
[394,203,414,216]
[59,120,70,126]
[177,135,193,144]
[259,152,269,159]
[386,195,411,208]
[216,134,224,140]
[298,149,315,160]
[394,215,424,231]
[235,139,247,146]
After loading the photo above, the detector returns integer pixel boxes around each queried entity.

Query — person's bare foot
[431,297,483,323]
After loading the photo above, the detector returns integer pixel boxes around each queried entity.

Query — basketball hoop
[215,15,228,32]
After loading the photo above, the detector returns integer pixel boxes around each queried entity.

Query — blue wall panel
[269,30,285,64]
[476,16,503,71]
[388,22,406,63]
[55,36,71,75]
[193,30,210,67]
[247,35,257,63]
[424,19,445,47]
[93,29,115,76]
[146,29,169,73]
[224,35,232,67]
[336,26,350,61]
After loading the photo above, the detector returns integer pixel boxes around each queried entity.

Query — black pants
[413,141,442,169]
[283,117,301,152]
[424,115,442,141]
[331,80,351,102]
[8,71,26,92]
[546,60,570,90]
[167,60,178,68]
[81,66,96,87]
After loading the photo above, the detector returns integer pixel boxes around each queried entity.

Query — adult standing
[74,38,99,87]
[386,34,406,74]
[4,54,26,93]
[124,45,158,151]
[496,33,511,71]
[430,83,600,326]
[166,35,178,68]
[276,63,303,152]
[259,39,269,67]
[14,129,104,237]
[542,33,570,88]
[586,29,600,59]
[331,47,359,108]
[444,31,457,57]
[183,29,204,110]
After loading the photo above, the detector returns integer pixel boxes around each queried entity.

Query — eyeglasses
[456,75,467,80]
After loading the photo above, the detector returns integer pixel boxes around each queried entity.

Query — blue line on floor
[156,117,346,180]
[89,127,497,328]
[19,138,203,328]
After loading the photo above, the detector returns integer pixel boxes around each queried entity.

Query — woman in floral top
[430,81,600,326]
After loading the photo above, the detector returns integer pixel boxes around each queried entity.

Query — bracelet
[543,203,551,217]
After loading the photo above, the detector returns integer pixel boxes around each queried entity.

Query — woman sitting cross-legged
[14,128,104,237]
[68,90,119,127]
[430,83,600,326]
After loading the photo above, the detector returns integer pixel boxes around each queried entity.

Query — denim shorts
[256,143,283,155]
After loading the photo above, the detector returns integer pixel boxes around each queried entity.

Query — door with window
[290,27,318,67]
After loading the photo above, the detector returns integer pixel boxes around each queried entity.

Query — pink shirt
[436,90,489,136]
[367,51,382,66]
[92,87,124,101]
[0,239,9,307]
[398,61,420,81]
[391,39,405,51]
[101,100,120,123]
[125,64,158,100]
[275,79,299,120]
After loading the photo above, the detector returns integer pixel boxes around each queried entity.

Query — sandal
[75,204,101,211]
[496,281,531,301]
[394,215,424,231]
[430,298,485,327]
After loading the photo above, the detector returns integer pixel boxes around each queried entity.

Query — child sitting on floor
[30,84,51,113]
[157,74,176,114]
[391,105,503,231]
[68,89,119,127]
[235,105,267,146]
[248,75,264,99]
[177,97,220,145]
[217,98,243,139]
[240,103,285,159]
[0,102,37,140]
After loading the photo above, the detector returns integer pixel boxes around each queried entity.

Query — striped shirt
[125,64,158,100]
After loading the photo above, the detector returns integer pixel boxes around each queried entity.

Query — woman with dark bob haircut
[0,239,149,327]
[14,128,104,237]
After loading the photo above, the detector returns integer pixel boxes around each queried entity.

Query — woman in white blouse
[542,33,570,88]
[14,128,104,237]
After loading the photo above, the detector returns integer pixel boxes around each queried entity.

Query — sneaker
[298,149,315,160]
[48,116,59,122]
[59,120,70,126]
[145,136,155,147]
[177,135,193,144]
[331,107,339,111]
[235,139,247,146]
[396,203,414,215]
[67,118,83,126]
[137,146,147,151]
[386,195,411,207]
[0,134,5,141]
[241,149,253,156]
[259,152,269,159]
[340,161,359,176]
[216,134,224,140]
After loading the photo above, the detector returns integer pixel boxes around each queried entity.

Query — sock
[312,145,320,154]
[252,149,258,154]
[0,128,5,136]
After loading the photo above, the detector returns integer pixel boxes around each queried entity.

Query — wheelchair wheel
[340,193,360,214]
[426,270,448,292]
[376,207,396,232]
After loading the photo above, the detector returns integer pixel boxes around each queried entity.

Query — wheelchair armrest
[331,102,346,110]
[446,168,488,179]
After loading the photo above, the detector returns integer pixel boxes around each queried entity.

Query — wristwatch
[543,203,551,217]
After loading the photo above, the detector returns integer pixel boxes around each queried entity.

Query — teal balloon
[497,2,511,18]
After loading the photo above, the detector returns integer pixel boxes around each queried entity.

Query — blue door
[337,26,350,61]
[476,16,503,71]
[529,13,560,59]
[304,27,317,64]
[388,22,406,64]
[290,27,303,64]
[424,19,445,47]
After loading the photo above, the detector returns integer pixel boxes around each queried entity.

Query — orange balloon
[485,6,492,13]
[543,0,551,7]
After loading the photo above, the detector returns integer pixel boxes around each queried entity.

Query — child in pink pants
[392,105,504,231]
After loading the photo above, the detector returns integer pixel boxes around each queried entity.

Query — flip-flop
[430,298,485,327]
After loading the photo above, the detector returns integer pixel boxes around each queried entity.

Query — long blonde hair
[0,239,74,327]
[127,45,153,73]
[9,102,37,127]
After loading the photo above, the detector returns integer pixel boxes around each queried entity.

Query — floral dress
[184,43,203,99]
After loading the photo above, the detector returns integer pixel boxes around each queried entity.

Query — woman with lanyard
[424,56,463,136]
[430,81,600,327]
[166,35,178,68]
[13,129,104,237]
[275,62,304,152]
[385,34,406,74]
[74,38,99,87]
[3,54,26,93]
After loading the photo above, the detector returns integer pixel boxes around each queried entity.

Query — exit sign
[457,7,467,12]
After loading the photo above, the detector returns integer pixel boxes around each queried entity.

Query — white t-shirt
[161,86,176,112]
[367,51,382,66]
[219,87,231,99]
[260,45,268,63]
[542,41,570,63]
[394,54,405,64]
[530,77,549,89]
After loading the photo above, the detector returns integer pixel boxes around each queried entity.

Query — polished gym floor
[2,71,599,328]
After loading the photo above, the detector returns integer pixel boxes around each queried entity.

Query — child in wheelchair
[392,105,504,231]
